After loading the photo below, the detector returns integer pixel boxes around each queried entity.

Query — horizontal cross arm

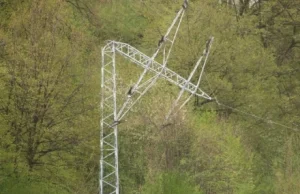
[111,41,212,100]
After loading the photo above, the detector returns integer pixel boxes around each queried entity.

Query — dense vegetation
[0,0,299,193]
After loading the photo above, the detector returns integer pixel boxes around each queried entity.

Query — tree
[0,0,99,191]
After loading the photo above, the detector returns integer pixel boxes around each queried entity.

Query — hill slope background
[0,0,299,193]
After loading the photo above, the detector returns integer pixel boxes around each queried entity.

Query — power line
[203,72,299,132]
[214,97,299,132]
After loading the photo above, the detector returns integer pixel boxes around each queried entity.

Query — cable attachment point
[111,120,121,127]
[158,35,165,47]
[265,119,270,124]
[182,0,188,9]
[127,86,134,98]
[203,36,213,55]
[110,120,127,128]
[214,97,221,106]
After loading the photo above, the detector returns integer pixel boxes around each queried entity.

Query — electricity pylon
[100,1,213,193]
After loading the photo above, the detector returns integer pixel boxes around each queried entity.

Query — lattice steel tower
[100,1,214,193]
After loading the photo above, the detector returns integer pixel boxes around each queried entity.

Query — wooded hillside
[0,0,299,193]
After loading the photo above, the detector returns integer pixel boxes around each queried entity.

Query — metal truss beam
[100,1,214,194]
[100,38,213,194]
[113,41,212,120]
[100,43,119,194]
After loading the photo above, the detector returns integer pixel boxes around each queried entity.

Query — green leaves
[0,0,100,192]
[0,176,70,194]
[0,0,299,193]
[142,172,203,194]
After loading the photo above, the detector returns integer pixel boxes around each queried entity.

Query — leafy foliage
[0,0,299,193]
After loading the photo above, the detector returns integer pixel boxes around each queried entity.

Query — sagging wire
[202,66,299,132]
[213,97,299,132]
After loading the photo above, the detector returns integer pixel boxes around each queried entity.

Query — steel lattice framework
[100,1,214,193]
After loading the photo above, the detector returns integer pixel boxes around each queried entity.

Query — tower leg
[100,42,119,194]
